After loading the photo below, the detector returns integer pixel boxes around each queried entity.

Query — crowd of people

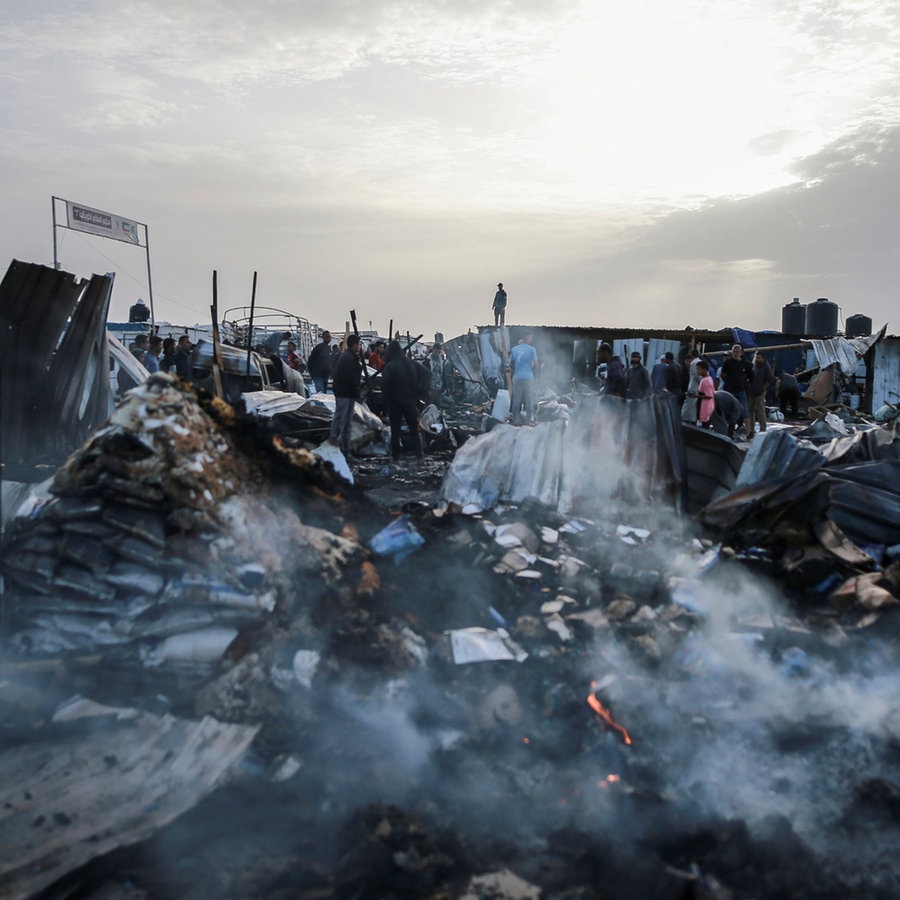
[595,341,806,440]
[123,289,812,464]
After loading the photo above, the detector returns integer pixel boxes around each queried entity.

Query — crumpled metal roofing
[809,325,887,375]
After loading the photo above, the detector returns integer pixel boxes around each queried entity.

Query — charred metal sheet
[0,706,258,900]
[809,326,886,375]
[733,429,824,489]
[0,260,113,481]
[681,424,745,514]
[699,455,900,560]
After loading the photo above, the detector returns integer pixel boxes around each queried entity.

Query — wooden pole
[350,308,371,396]
[705,341,809,357]
[246,270,258,391]
[210,271,223,398]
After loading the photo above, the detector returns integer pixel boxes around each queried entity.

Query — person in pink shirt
[696,360,716,426]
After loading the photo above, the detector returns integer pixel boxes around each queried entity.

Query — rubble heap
[0,373,371,688]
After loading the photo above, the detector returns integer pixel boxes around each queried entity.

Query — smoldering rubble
[2,375,900,899]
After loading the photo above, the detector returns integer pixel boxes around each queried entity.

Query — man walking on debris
[492,282,507,327]
[330,332,363,458]
[508,331,538,424]
[308,330,333,394]
[748,350,774,436]
[381,340,424,462]
[719,343,753,435]
[625,351,651,400]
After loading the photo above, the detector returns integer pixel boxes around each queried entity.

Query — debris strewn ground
[2,377,900,899]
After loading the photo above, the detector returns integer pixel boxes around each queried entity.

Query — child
[696,361,716,427]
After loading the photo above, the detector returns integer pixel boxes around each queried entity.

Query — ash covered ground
[2,376,900,900]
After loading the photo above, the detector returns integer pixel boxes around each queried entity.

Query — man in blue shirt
[508,331,538,425]
[144,335,162,374]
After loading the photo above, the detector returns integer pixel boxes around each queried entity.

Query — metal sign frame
[51,195,156,328]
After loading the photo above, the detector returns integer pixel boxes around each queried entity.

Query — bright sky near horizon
[1,0,897,339]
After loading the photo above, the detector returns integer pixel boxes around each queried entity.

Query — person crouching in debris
[710,390,743,438]
[776,365,801,418]
[381,340,424,462]
[695,360,716,427]
[330,332,363,458]
[508,331,538,425]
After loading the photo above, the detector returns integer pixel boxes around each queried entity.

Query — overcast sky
[1,0,897,339]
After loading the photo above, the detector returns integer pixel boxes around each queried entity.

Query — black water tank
[805,297,839,336]
[845,314,872,338]
[128,299,150,323]
[781,298,806,334]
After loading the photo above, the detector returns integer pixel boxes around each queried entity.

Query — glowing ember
[587,682,633,746]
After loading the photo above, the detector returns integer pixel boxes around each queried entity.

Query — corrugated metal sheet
[0,260,113,481]
[871,336,900,413]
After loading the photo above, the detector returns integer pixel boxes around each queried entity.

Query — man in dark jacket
[329,333,362,458]
[307,330,333,394]
[663,351,683,402]
[381,341,424,461]
[173,335,193,380]
[625,351,651,400]
[597,343,626,398]
[719,344,753,434]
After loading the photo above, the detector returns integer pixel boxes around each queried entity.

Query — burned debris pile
[2,376,900,898]
[0,373,371,697]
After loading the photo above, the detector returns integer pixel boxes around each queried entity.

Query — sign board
[65,201,141,245]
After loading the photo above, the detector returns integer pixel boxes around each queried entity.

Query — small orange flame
[587,682,633,746]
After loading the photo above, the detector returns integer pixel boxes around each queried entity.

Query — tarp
[442,394,687,516]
